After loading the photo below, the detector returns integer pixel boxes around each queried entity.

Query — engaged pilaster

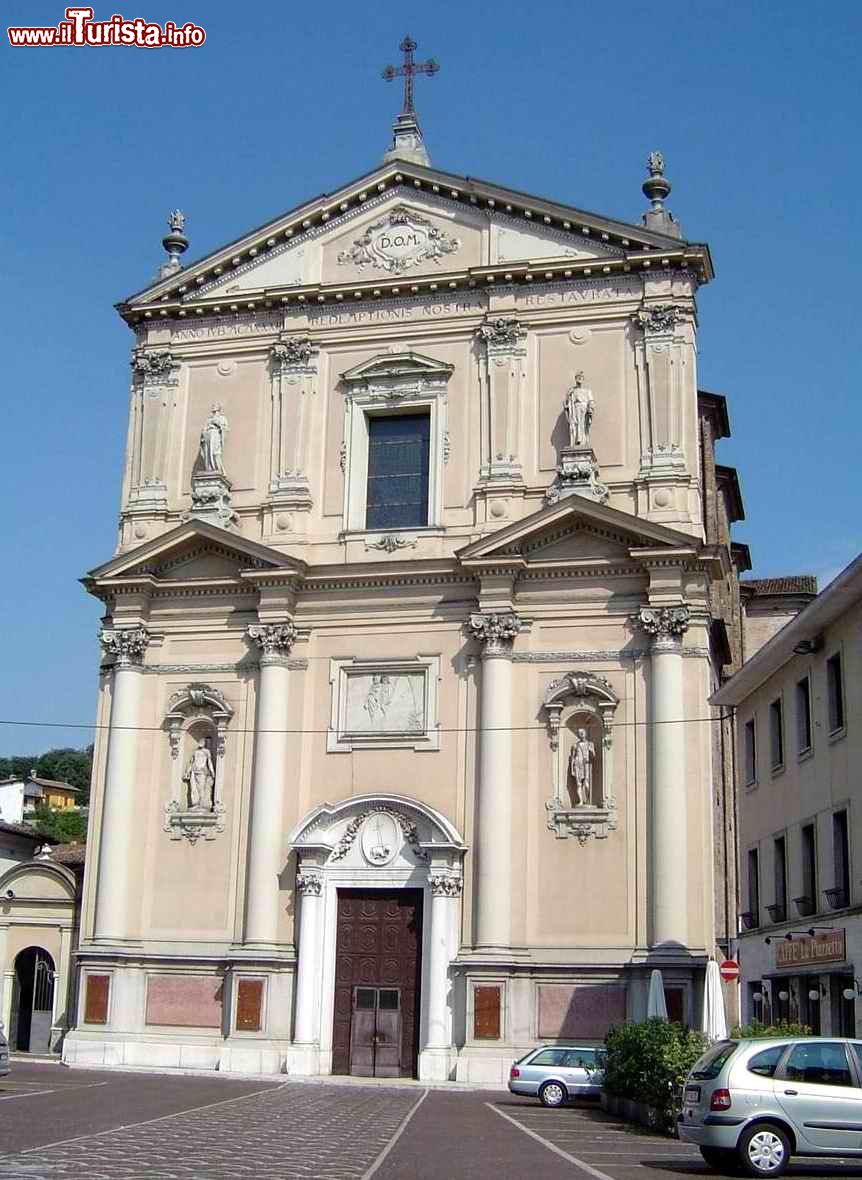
[468,611,523,950]
[476,318,527,488]
[267,336,318,525]
[293,866,324,1045]
[244,622,297,948]
[632,604,690,947]
[93,626,150,943]
[425,872,462,1050]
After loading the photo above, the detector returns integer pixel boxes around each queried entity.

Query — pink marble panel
[537,984,626,1039]
[145,974,223,1028]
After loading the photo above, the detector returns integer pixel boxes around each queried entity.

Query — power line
[0,713,734,736]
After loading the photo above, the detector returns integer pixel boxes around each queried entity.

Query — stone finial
[381,35,439,167]
[160,209,189,278]
[641,152,682,239]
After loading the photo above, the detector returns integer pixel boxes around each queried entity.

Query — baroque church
[64,43,749,1082]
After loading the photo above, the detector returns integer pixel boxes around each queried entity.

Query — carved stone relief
[163,683,233,843]
[337,205,461,275]
[327,657,440,752]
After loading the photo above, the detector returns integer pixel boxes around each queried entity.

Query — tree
[0,745,93,804]
[28,806,88,843]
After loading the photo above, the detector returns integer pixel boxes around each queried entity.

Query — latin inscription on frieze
[517,277,642,308]
[173,312,284,342]
[309,292,484,327]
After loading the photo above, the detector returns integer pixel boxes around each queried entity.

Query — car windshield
[690,1041,737,1080]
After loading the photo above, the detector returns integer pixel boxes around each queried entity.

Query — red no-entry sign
[719,959,740,982]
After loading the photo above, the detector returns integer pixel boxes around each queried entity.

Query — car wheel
[700,1147,739,1172]
[737,1123,790,1177]
[539,1081,567,1108]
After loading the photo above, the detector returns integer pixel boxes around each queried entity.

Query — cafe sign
[775,930,846,968]
[338,206,461,275]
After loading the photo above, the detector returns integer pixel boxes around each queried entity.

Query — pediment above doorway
[289,795,465,875]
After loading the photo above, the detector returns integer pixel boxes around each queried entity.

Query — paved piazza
[0,1062,858,1180]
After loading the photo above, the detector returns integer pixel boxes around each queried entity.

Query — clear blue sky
[2,0,859,755]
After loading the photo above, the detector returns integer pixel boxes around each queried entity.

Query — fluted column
[245,623,296,948]
[634,605,690,947]
[469,612,522,950]
[425,873,462,1049]
[93,627,150,942]
[293,868,323,1044]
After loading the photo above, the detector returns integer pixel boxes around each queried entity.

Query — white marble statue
[183,739,215,811]
[564,372,594,449]
[198,404,228,475]
[570,727,595,806]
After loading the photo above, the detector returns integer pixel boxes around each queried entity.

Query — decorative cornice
[99,626,150,667]
[247,622,297,662]
[364,534,418,554]
[467,611,524,656]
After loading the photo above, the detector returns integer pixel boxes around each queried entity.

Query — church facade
[63,96,747,1082]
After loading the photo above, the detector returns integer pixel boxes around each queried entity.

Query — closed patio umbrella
[647,968,668,1019]
[702,959,728,1041]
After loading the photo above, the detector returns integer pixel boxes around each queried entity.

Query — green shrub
[603,1019,708,1118]
[731,1018,811,1038]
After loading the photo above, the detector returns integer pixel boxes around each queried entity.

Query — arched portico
[286,795,466,1081]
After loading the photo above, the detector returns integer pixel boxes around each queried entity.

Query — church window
[365,413,430,530]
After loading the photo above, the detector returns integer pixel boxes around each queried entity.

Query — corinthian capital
[295,871,322,896]
[132,348,178,379]
[633,304,684,335]
[468,611,523,656]
[633,605,690,649]
[271,336,315,368]
[247,622,297,662]
[429,874,463,898]
[478,317,524,349]
[99,626,150,667]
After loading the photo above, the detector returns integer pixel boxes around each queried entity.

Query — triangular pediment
[86,521,303,586]
[341,349,454,384]
[457,498,700,568]
[122,159,699,314]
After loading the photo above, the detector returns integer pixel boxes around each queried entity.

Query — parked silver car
[679,1037,862,1176]
[509,1045,604,1107]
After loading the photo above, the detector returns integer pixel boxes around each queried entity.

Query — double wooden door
[332,889,422,1078]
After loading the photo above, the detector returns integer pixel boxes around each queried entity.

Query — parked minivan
[679,1037,862,1176]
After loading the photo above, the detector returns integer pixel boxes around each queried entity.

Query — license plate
[684,1086,701,1104]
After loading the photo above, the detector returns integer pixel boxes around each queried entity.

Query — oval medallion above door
[360,812,400,866]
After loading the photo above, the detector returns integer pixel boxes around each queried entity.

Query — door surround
[287,794,465,1080]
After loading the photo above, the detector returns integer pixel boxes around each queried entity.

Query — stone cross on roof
[381,34,439,115]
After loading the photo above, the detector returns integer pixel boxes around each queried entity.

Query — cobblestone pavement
[0,1081,420,1180]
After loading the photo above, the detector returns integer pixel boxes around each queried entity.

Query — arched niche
[542,672,619,843]
[163,683,233,843]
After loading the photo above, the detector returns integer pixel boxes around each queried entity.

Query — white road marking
[488,1103,619,1180]
[0,1081,110,1101]
[0,1081,287,1158]
[0,1090,55,1101]
[361,1087,428,1179]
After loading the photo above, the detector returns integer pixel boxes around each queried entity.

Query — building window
[365,413,430,531]
[744,718,757,785]
[830,809,850,909]
[747,848,760,926]
[771,836,787,922]
[827,653,845,734]
[801,823,817,911]
[796,677,812,754]
[769,699,784,771]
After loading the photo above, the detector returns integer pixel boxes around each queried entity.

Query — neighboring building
[713,554,861,1036]
[0,774,81,825]
[741,577,818,658]
[0,843,84,1054]
[64,74,751,1081]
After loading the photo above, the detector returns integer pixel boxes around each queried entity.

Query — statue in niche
[197,404,229,476]
[183,738,216,811]
[564,372,594,449]
[569,727,596,806]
